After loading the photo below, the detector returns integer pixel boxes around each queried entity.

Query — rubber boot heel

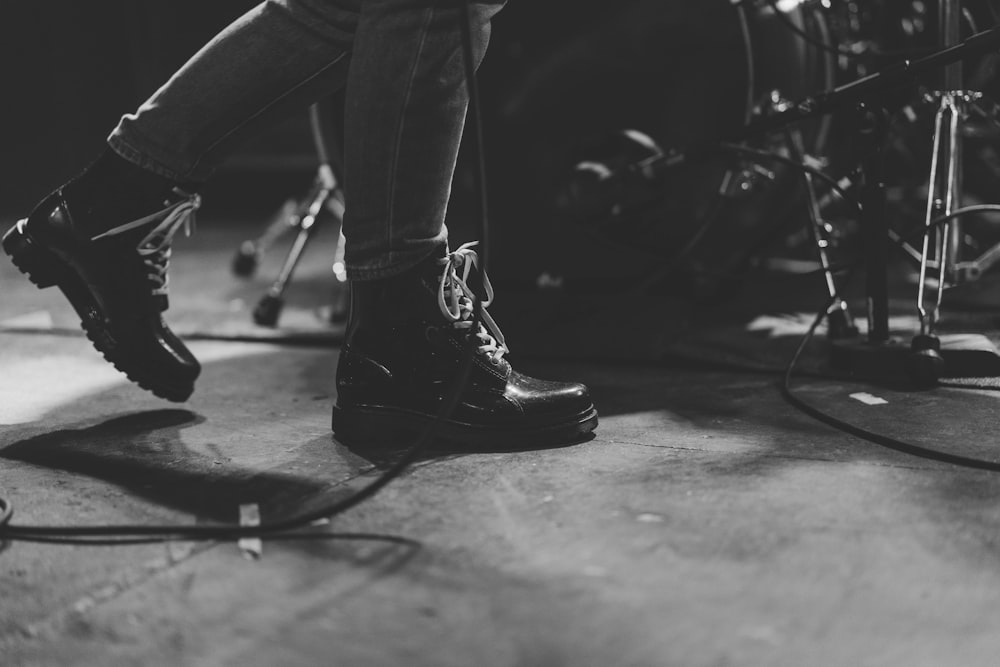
[2,220,61,289]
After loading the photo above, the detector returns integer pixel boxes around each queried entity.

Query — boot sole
[2,219,194,402]
[332,403,599,450]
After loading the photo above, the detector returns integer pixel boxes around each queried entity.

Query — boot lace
[437,242,509,364]
[91,188,201,296]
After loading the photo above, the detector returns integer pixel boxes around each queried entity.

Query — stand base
[830,333,1000,383]
[253,293,284,328]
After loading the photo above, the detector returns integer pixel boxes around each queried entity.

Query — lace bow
[437,242,509,364]
[92,188,201,296]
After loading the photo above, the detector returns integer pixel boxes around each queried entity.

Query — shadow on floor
[5,337,1000,570]
[0,409,350,523]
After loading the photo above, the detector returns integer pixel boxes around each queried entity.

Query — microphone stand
[230,102,348,328]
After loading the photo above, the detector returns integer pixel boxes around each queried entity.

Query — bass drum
[468,0,840,294]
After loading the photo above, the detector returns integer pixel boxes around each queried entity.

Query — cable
[777,217,1000,472]
[780,279,1000,472]
[0,0,490,544]
[458,0,490,276]
[617,2,1000,472]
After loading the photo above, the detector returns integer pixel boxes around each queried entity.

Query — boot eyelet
[424,326,438,342]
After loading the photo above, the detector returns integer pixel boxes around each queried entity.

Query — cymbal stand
[915,91,962,338]
[907,0,1000,380]
[931,0,1000,285]
[232,103,348,327]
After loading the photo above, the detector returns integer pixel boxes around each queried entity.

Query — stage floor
[3,212,1000,666]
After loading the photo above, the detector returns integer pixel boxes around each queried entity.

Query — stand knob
[232,241,259,277]
[253,293,284,327]
[908,334,944,387]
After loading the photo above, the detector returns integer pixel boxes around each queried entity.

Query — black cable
[776,213,1000,471]
[780,282,1000,472]
[0,313,477,540]
[0,0,489,544]
[458,0,490,276]
[4,531,421,548]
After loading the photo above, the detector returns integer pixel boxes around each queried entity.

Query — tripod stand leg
[232,167,334,279]
[253,184,333,327]
[232,198,303,277]
[783,128,858,339]
[907,94,967,384]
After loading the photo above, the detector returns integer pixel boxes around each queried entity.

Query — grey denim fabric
[108,0,504,279]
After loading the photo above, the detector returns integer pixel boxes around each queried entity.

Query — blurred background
[0,0,766,287]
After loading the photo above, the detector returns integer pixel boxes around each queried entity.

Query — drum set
[560,0,1000,383]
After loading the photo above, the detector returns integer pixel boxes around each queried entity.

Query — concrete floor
[3,217,1000,666]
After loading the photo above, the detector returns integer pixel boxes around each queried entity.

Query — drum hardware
[571,20,1000,383]
[918,109,1000,284]
[760,11,1000,383]
[732,87,861,339]
[717,161,777,199]
[905,0,1000,381]
[231,102,348,327]
[775,100,860,340]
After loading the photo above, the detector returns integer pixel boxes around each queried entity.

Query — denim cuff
[107,128,207,183]
[346,239,448,281]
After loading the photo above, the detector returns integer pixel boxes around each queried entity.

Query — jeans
[108,0,504,280]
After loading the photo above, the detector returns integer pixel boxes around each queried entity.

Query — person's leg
[2,0,363,401]
[333,0,598,447]
[341,0,499,279]
[109,0,494,281]
[4,0,598,443]
[110,0,360,183]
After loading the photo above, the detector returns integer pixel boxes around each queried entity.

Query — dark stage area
[5,1,1000,665]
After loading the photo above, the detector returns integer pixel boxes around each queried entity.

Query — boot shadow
[3,409,356,525]
[338,429,597,468]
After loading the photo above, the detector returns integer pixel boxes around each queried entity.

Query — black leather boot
[333,242,598,448]
[2,153,202,401]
